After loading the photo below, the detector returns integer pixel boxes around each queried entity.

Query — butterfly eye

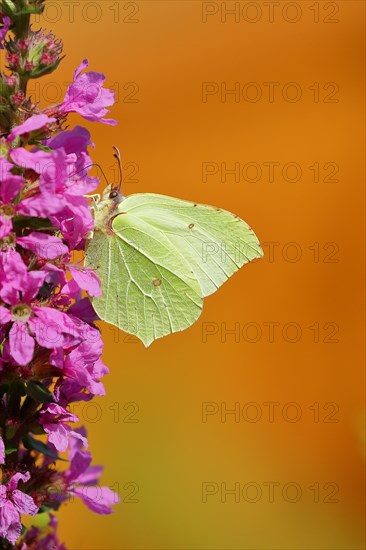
[109,190,119,199]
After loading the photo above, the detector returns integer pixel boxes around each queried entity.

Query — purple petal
[9,322,35,366]
[0,16,11,48]
[68,297,98,323]
[0,501,22,543]
[50,193,93,248]
[76,465,103,486]
[17,232,68,260]
[74,59,89,80]
[0,249,28,286]
[54,379,93,405]
[0,435,4,464]
[95,117,118,126]
[22,270,47,303]
[40,403,79,422]
[8,472,31,492]
[68,266,101,297]
[31,306,80,348]
[17,193,65,217]
[10,148,67,195]
[0,214,12,236]
[0,484,6,504]
[0,215,12,239]
[49,347,64,369]
[11,490,38,516]
[43,263,67,288]
[0,306,11,326]
[0,157,23,203]
[40,403,79,423]
[43,422,70,452]
[8,114,56,141]
[66,449,92,482]
[73,485,119,514]
[0,281,19,307]
[46,125,92,154]
[70,429,88,450]
[68,426,87,459]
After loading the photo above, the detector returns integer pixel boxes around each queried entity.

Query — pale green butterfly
[85,148,263,346]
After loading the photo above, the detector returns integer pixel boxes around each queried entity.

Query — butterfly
[84,147,263,346]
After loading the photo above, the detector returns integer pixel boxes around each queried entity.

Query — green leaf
[26,381,54,403]
[28,422,46,435]
[33,143,53,152]
[13,215,56,231]
[85,191,263,346]
[5,441,18,454]
[1,0,17,15]
[30,512,51,529]
[30,58,63,79]
[23,435,65,461]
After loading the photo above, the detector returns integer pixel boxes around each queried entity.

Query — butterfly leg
[85,229,94,240]
[85,193,101,204]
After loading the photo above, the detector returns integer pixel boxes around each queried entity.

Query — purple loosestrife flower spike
[0,5,118,547]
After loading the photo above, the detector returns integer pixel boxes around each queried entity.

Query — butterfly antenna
[71,163,109,186]
[112,145,123,192]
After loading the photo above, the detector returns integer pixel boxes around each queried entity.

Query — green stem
[19,73,29,95]
[14,12,30,40]
[15,13,31,96]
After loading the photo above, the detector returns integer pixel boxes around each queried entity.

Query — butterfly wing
[85,193,262,346]
[115,193,263,297]
[85,216,203,347]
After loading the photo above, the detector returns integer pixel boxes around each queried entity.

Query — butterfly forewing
[116,193,263,297]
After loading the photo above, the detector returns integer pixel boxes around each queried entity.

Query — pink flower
[46,125,99,194]
[0,472,39,544]
[1,153,68,239]
[67,297,98,324]
[59,333,108,397]
[54,379,94,405]
[62,428,119,514]
[39,403,88,452]
[17,231,68,260]
[0,435,4,464]
[4,151,64,219]
[11,91,25,105]
[0,251,82,365]
[0,16,10,48]
[0,158,23,239]
[60,59,117,125]
[7,114,56,142]
[63,265,101,297]
[11,137,97,248]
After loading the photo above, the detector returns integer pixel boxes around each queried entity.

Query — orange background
[27,1,366,548]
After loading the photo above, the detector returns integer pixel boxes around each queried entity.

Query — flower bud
[6,29,63,78]
[10,90,25,105]
[2,0,45,16]
[7,52,21,68]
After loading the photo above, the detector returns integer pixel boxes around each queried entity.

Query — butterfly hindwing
[85,215,203,347]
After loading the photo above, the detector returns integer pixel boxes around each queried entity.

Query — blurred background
[30,1,365,548]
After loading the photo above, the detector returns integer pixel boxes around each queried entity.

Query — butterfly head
[100,146,125,204]
[101,183,125,204]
